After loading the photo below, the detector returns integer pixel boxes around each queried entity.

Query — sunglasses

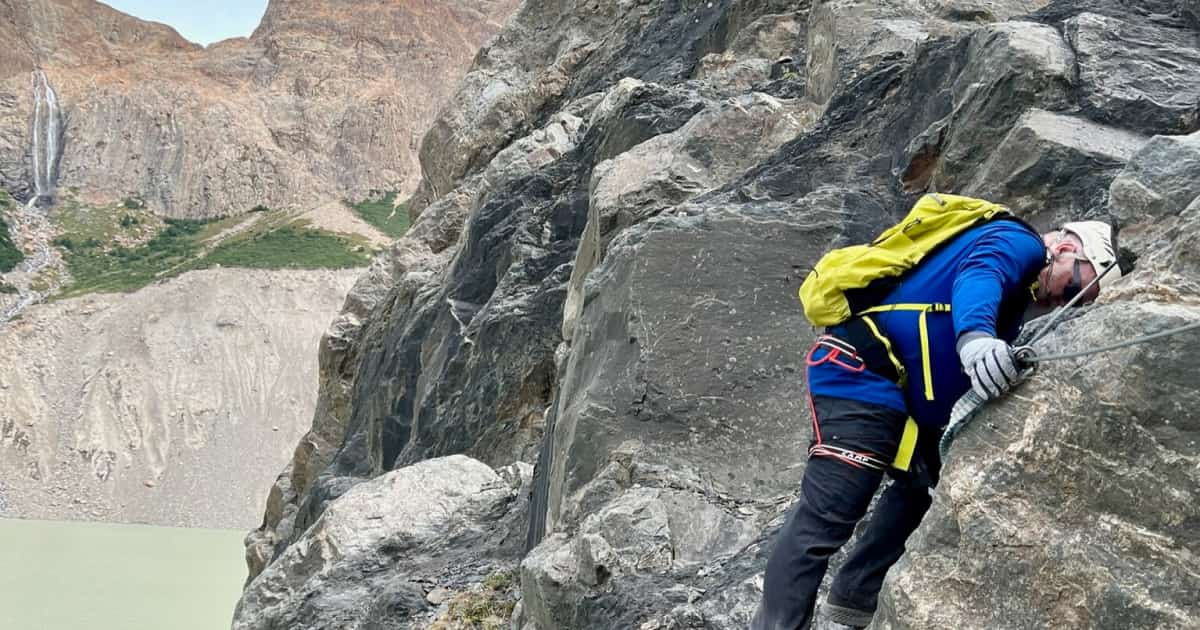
[1063,258,1090,304]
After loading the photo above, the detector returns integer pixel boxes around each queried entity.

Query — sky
[99,1,269,46]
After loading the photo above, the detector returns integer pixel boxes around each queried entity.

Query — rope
[1026,320,1200,363]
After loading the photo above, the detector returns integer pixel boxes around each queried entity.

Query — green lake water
[0,518,246,630]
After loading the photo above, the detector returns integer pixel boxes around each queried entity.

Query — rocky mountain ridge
[0,0,518,218]
[224,0,1197,627]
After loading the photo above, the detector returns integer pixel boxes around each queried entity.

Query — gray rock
[1110,131,1200,220]
[803,0,1042,107]
[1108,131,1200,291]
[806,1,961,107]
[478,109,590,206]
[520,533,588,630]
[903,21,1074,194]
[412,0,749,213]
[1181,0,1200,27]
[920,0,1055,21]
[694,54,774,93]
[523,482,759,630]
[234,455,527,630]
[1065,12,1200,135]
[567,91,817,340]
[589,92,817,233]
[968,108,1148,226]
[727,12,805,61]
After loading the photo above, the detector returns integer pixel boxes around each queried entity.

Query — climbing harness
[805,334,921,471]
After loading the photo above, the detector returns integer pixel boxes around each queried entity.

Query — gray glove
[957,334,1020,401]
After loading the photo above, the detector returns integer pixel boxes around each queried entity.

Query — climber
[751,199,1128,630]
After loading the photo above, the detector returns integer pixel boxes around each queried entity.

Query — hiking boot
[818,601,872,629]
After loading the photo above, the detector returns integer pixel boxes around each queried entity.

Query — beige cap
[1061,221,1122,287]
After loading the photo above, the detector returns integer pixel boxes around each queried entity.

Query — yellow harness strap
[841,304,947,471]
[858,303,951,401]
[892,417,919,471]
[858,315,907,387]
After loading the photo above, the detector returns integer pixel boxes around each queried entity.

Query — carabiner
[1013,345,1039,368]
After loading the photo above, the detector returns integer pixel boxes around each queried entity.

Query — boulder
[562,88,817,342]
[902,21,1074,194]
[412,0,752,212]
[234,455,529,630]
[968,109,1147,226]
[1065,12,1200,135]
[1108,130,1200,290]
[523,461,761,630]
[694,53,774,93]
[806,1,962,107]
[727,12,805,61]
[1181,0,1200,27]
[589,93,817,231]
[1109,132,1200,221]
[802,0,1045,108]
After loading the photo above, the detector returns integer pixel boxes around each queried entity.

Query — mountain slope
[0,0,519,217]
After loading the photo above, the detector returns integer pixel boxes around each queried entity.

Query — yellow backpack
[799,193,1013,327]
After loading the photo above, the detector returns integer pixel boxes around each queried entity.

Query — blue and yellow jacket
[807,219,1046,427]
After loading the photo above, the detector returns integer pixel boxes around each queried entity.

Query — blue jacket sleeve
[952,225,1045,340]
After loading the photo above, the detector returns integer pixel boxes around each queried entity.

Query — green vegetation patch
[51,195,374,297]
[428,571,518,630]
[57,218,208,298]
[351,191,410,239]
[199,223,371,270]
[54,195,161,249]
[0,215,23,273]
[1,190,24,272]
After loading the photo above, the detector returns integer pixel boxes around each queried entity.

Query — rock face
[0,268,358,529]
[0,0,518,217]
[234,455,530,630]
[242,0,1200,628]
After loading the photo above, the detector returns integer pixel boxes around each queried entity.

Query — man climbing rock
[752,194,1127,630]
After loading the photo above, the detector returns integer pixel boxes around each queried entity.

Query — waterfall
[31,75,42,196]
[3,72,63,326]
[29,70,62,201]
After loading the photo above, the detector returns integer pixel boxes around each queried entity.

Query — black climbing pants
[752,395,942,630]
